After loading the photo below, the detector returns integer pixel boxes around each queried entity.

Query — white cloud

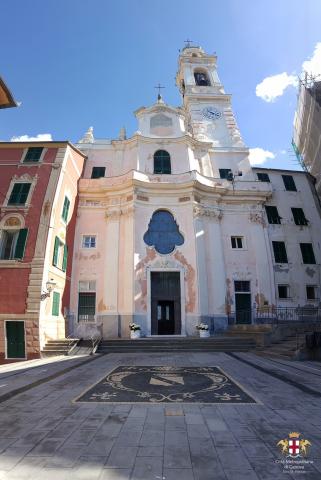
[256,72,297,102]
[249,147,275,165]
[302,42,321,78]
[256,42,321,102]
[10,133,52,142]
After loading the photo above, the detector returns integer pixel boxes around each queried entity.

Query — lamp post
[40,279,57,301]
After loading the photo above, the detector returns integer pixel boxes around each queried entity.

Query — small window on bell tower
[194,69,211,86]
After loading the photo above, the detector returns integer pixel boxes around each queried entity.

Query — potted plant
[129,322,141,339]
[196,323,210,338]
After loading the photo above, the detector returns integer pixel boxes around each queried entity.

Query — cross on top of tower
[184,39,193,48]
[154,83,165,101]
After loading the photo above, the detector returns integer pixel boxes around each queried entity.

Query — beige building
[293,79,321,197]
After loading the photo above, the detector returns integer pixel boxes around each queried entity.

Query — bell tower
[176,44,244,147]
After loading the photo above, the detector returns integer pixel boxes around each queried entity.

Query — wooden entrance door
[6,321,25,358]
[235,294,252,324]
[151,272,181,335]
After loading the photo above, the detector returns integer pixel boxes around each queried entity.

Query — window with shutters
[8,183,31,205]
[153,150,171,174]
[257,173,270,182]
[61,196,70,223]
[52,292,60,316]
[0,228,28,260]
[300,243,316,264]
[282,175,297,191]
[291,208,308,226]
[91,167,106,179]
[231,236,244,249]
[23,147,43,163]
[265,206,282,224]
[52,236,67,270]
[272,241,288,263]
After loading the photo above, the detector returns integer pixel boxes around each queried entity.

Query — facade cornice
[0,141,86,158]
[111,133,212,149]
[78,170,272,204]
[134,103,185,118]
[184,93,232,103]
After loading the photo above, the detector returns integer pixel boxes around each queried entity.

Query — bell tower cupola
[176,44,244,148]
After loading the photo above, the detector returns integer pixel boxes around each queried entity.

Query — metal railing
[228,306,321,325]
[78,313,95,323]
[66,334,79,355]
[91,334,102,354]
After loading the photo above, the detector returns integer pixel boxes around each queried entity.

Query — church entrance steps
[227,321,321,348]
[255,334,307,360]
[41,338,79,357]
[97,336,256,353]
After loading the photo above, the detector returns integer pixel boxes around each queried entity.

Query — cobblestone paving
[0,352,320,479]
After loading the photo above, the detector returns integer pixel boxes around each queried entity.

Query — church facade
[69,45,321,339]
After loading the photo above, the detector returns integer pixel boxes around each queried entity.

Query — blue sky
[1,0,321,170]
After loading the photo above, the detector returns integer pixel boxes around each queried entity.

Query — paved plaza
[0,351,320,479]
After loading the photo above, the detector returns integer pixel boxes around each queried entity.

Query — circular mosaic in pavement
[75,366,257,404]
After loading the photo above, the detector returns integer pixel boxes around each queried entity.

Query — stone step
[41,349,70,357]
[98,346,254,352]
[97,337,256,353]
[99,336,255,343]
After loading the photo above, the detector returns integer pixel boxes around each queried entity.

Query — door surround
[146,265,186,336]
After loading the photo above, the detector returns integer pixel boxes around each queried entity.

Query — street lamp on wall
[40,279,57,301]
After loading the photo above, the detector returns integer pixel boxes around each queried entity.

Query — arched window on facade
[143,210,184,254]
[194,69,211,86]
[154,150,171,174]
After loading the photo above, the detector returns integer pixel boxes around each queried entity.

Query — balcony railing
[228,306,321,325]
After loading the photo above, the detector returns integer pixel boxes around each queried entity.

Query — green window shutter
[14,228,28,259]
[62,244,68,272]
[52,236,60,266]
[62,196,70,222]
[24,147,43,162]
[8,183,31,205]
[52,292,60,316]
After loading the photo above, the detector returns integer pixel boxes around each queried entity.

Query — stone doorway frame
[146,265,186,337]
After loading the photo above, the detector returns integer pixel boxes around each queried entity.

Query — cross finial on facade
[184,39,193,48]
[154,83,165,101]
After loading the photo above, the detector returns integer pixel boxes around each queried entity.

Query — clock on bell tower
[176,44,244,147]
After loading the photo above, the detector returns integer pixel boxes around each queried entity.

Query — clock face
[202,107,222,120]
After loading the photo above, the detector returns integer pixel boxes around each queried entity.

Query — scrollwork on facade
[248,211,266,227]
[121,206,135,217]
[105,209,121,221]
[12,173,37,182]
[145,258,187,279]
[193,205,222,221]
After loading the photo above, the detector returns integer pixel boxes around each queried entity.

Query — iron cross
[154,83,165,97]
[184,39,193,48]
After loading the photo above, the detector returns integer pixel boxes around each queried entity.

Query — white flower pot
[130,330,141,339]
[199,330,210,338]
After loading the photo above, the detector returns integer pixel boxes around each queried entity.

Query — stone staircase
[41,338,79,357]
[255,334,306,360]
[227,323,321,360]
[97,336,256,354]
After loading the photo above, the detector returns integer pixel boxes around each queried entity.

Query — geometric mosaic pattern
[75,366,257,404]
